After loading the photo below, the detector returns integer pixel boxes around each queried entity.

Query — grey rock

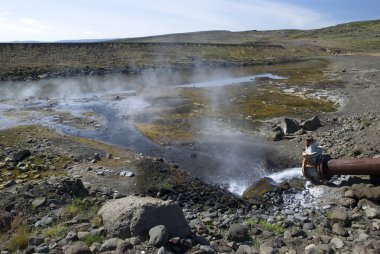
[365,207,380,219]
[331,208,349,226]
[115,240,133,253]
[330,237,344,249]
[149,225,168,247]
[77,231,90,240]
[65,231,78,241]
[300,116,321,131]
[89,242,101,254]
[199,245,215,254]
[303,222,315,231]
[332,223,348,236]
[32,197,47,208]
[64,241,91,254]
[225,224,250,242]
[304,244,334,254]
[98,196,191,239]
[129,236,142,246]
[338,197,357,207]
[260,245,274,254]
[99,238,124,252]
[236,245,254,254]
[36,245,49,253]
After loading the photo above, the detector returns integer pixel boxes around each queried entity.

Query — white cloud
[0,0,337,41]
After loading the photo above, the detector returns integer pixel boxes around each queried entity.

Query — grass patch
[42,224,67,240]
[64,198,85,218]
[83,234,105,246]
[259,220,284,235]
[135,122,194,144]
[243,218,258,227]
[6,225,29,252]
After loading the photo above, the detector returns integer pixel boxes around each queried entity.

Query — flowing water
[0,65,302,194]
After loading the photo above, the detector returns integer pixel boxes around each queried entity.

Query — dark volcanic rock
[0,210,12,231]
[300,115,322,131]
[10,149,31,162]
[283,118,300,134]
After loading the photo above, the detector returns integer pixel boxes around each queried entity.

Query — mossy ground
[136,59,340,145]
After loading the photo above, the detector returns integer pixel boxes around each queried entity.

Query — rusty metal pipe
[327,158,380,176]
[302,154,380,182]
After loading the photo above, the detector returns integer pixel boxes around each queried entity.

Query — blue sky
[0,0,379,42]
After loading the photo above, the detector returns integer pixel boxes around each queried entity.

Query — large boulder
[64,241,91,254]
[225,224,250,242]
[283,118,300,134]
[331,208,349,227]
[300,115,322,131]
[349,184,380,201]
[98,196,191,239]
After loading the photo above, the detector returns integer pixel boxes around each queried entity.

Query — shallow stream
[0,65,306,194]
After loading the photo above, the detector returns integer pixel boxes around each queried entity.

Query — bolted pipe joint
[301,137,380,183]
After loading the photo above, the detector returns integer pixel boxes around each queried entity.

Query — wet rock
[149,225,168,247]
[0,210,12,231]
[64,241,91,254]
[283,118,300,134]
[98,196,191,239]
[225,224,250,242]
[242,177,278,200]
[331,208,349,226]
[300,116,322,131]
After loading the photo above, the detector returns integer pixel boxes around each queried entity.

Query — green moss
[259,220,284,235]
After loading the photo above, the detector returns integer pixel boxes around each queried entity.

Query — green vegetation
[259,220,284,235]
[42,224,67,240]
[6,216,29,252]
[243,218,258,227]
[6,225,29,252]
[83,234,105,246]
[64,198,86,218]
